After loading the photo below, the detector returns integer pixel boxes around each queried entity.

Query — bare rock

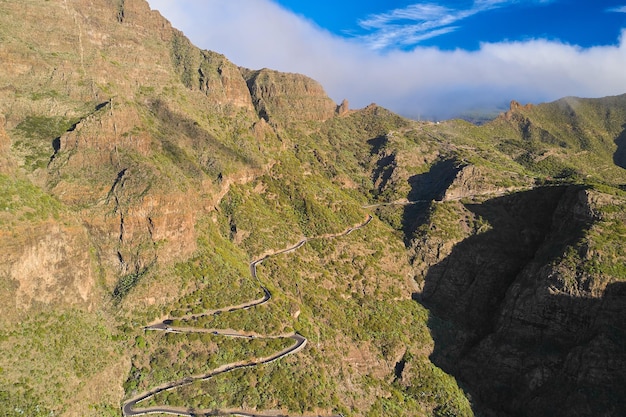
[0,114,15,173]
[416,186,626,417]
[337,98,350,116]
[1,221,96,310]
[243,68,338,123]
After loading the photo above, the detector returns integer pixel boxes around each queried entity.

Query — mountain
[0,1,624,417]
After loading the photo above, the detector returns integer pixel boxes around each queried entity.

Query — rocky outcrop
[170,31,256,114]
[51,102,151,172]
[503,100,533,118]
[1,221,96,310]
[0,114,14,173]
[197,51,255,111]
[414,186,626,417]
[443,164,533,201]
[337,99,350,116]
[243,68,338,123]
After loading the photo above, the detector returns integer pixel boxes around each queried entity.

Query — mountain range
[0,1,624,417]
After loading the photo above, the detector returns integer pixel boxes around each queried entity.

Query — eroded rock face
[169,31,257,114]
[243,68,338,123]
[0,0,178,129]
[414,186,626,417]
[443,164,533,201]
[198,51,255,111]
[0,114,14,173]
[1,222,96,310]
[0,0,230,306]
[55,102,152,165]
[337,99,350,116]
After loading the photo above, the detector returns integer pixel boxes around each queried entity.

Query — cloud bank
[147,0,626,119]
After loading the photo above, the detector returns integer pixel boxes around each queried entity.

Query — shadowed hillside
[415,186,626,417]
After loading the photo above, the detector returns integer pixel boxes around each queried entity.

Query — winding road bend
[122,216,372,417]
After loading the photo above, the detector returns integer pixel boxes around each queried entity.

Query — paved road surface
[122,217,371,417]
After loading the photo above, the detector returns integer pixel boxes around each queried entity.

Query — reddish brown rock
[243,68,338,123]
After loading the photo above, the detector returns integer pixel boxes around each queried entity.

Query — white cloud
[608,5,626,13]
[356,1,545,50]
[146,0,626,119]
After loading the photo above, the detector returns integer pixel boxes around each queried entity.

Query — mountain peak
[509,99,533,112]
[242,68,338,123]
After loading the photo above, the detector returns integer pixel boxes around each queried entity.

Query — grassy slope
[121,113,473,416]
[6,91,626,416]
[2,1,625,416]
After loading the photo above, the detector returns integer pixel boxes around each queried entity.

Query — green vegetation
[400,357,473,417]
[0,174,62,224]
[0,389,52,417]
[218,152,366,256]
[171,31,198,89]
[113,268,150,302]
[126,332,293,397]
[14,115,76,141]
[130,207,466,415]
[0,310,123,417]
[11,115,78,171]
[148,355,340,413]
[164,218,265,315]
[4,2,626,416]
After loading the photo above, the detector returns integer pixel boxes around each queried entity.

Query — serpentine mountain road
[122,216,371,417]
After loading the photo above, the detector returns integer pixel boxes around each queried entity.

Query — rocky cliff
[1,1,625,417]
[243,68,340,123]
[412,185,626,417]
[355,97,626,417]
[0,0,345,304]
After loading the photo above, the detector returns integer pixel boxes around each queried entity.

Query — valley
[123,215,372,417]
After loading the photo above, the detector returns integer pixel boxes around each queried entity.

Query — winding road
[122,216,372,417]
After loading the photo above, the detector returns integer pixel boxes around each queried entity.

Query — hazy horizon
[146,0,626,119]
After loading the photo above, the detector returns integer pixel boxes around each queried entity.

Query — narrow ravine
[122,216,372,417]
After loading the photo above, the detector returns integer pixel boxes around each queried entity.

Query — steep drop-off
[411,186,626,417]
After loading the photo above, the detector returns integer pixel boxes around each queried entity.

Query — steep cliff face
[0,0,269,302]
[2,221,96,310]
[243,68,339,123]
[2,1,626,417]
[0,176,99,319]
[0,1,342,294]
[0,114,14,173]
[442,164,533,201]
[170,32,256,114]
[355,95,626,416]
[198,51,256,111]
[0,0,175,127]
[413,186,626,416]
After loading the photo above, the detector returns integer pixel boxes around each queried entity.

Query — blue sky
[274,1,626,51]
[146,0,626,119]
